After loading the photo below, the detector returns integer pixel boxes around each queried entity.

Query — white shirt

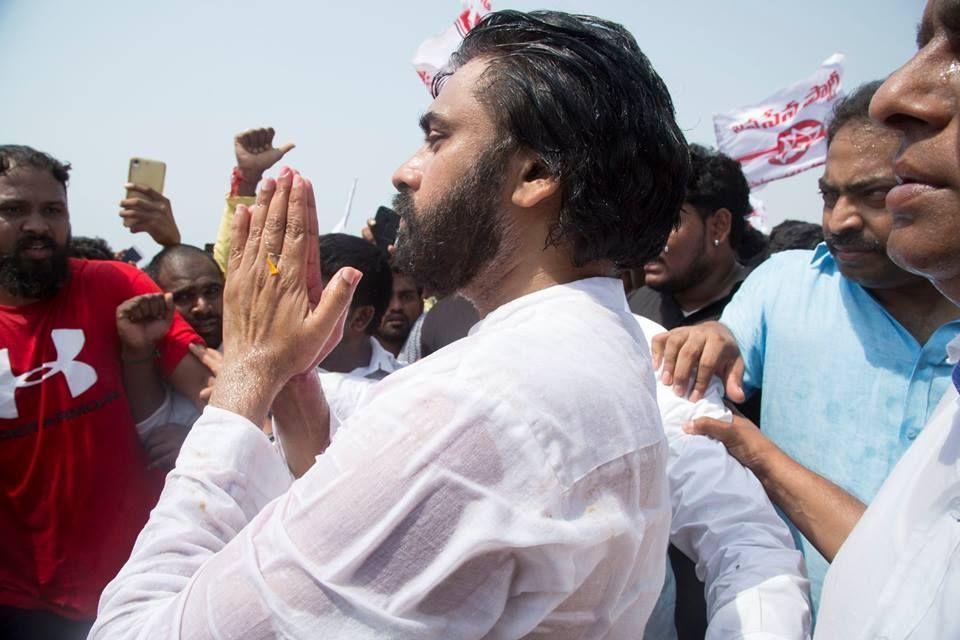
[634,317,811,640]
[348,336,403,379]
[91,277,671,639]
[815,337,960,639]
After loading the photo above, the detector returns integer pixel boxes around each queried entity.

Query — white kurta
[814,336,960,639]
[90,277,671,639]
[312,317,812,638]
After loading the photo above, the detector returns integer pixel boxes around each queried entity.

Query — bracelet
[230,166,255,197]
[121,349,159,365]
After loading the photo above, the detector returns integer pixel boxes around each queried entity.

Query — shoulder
[71,259,156,290]
[744,248,820,284]
[632,315,666,349]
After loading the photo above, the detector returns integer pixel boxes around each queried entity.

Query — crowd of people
[1,3,958,639]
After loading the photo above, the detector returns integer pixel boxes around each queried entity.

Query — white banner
[412,0,492,91]
[746,194,770,234]
[714,54,845,188]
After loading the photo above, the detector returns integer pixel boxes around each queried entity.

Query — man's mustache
[825,231,883,253]
[17,234,56,252]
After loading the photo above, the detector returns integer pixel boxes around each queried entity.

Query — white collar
[469,277,627,337]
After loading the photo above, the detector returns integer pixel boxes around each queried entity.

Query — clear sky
[1,0,922,259]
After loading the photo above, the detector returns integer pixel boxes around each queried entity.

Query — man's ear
[347,305,375,334]
[709,208,733,245]
[510,151,559,209]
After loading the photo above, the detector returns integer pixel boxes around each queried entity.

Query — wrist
[120,345,158,365]
[232,166,262,197]
[160,229,181,246]
[750,439,788,486]
[209,359,283,426]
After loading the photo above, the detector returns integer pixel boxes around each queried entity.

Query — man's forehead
[824,124,898,178]
[426,60,494,127]
[0,168,67,202]
[165,272,221,293]
[160,257,221,287]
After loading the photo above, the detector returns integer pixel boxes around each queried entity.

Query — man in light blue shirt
[655,81,960,609]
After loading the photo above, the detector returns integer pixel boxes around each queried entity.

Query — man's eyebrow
[845,176,899,192]
[916,18,934,49]
[418,111,451,135]
[819,176,897,193]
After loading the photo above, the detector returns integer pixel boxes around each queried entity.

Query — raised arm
[214,127,295,272]
[119,184,182,247]
[116,292,176,421]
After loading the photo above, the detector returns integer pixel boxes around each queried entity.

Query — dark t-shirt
[628,282,744,329]
[419,294,480,357]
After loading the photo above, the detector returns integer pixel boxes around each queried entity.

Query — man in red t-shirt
[0,145,209,639]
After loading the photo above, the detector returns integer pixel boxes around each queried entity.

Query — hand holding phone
[121,158,180,247]
[371,206,400,254]
[127,158,166,198]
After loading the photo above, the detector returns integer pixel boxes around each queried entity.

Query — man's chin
[643,276,673,293]
[379,329,407,342]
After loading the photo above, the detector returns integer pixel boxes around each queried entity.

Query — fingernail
[673,384,685,396]
[689,391,701,403]
[661,373,672,385]
[293,173,303,188]
[258,178,275,192]
[682,421,695,434]
[279,166,291,178]
[341,268,362,287]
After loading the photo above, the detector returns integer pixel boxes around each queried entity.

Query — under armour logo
[0,329,97,419]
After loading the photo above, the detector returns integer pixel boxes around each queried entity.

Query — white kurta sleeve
[91,406,295,639]
[658,379,812,640]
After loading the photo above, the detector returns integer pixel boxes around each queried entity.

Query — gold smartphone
[127,157,166,196]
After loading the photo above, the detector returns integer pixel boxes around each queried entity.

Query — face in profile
[869,0,960,302]
[391,60,509,299]
[643,204,712,294]
[0,166,71,300]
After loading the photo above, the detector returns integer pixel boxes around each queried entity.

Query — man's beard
[0,233,70,300]
[392,144,507,299]
[647,250,712,295]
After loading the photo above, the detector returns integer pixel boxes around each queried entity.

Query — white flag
[412,0,492,91]
[714,54,845,188]
[746,194,770,234]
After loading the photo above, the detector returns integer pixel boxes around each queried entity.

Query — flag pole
[331,178,359,233]
[343,177,359,230]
